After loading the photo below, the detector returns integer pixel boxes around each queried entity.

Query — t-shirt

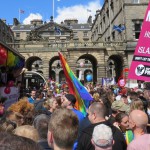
[72,108,84,123]
[127,134,150,150]
[28,97,35,104]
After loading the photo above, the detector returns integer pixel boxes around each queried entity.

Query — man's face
[122,97,128,104]
[61,96,70,108]
[128,115,135,130]
[31,91,36,98]
[87,107,95,124]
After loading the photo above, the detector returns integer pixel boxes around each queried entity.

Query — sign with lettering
[128,2,150,81]
[102,77,116,86]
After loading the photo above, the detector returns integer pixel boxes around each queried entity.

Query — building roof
[10,22,91,31]
[10,24,41,31]
[64,23,91,31]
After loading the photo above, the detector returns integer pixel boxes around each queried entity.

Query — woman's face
[119,116,129,131]
[52,100,58,110]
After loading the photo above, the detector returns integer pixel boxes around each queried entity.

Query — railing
[7,41,125,52]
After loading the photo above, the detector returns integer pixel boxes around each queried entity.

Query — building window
[16,33,20,38]
[112,32,115,40]
[132,0,140,3]
[73,32,77,36]
[110,1,114,11]
[133,20,143,39]
[83,32,88,37]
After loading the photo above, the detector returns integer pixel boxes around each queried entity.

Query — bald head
[129,110,148,130]
[89,102,106,118]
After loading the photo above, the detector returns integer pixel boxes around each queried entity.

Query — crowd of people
[0,81,150,150]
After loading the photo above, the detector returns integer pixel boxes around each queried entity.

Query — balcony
[7,41,125,52]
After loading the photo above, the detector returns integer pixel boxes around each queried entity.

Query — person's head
[121,95,128,104]
[35,91,43,100]
[0,132,42,150]
[61,94,76,108]
[47,98,58,112]
[87,102,106,124]
[111,100,130,114]
[14,125,39,142]
[30,90,36,98]
[48,108,79,150]
[143,89,150,100]
[91,124,113,150]
[93,92,100,102]
[127,91,138,103]
[130,99,144,112]
[63,86,69,94]
[129,110,148,133]
[33,114,50,140]
[55,96,62,107]
[0,111,24,132]
[115,113,129,132]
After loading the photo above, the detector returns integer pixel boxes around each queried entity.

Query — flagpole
[53,0,55,21]
[19,8,20,23]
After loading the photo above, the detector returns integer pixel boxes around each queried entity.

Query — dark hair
[115,112,128,123]
[121,94,127,98]
[65,94,76,105]
[34,114,49,139]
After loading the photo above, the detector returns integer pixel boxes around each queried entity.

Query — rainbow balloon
[58,52,93,116]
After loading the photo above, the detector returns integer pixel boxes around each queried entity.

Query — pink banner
[128,2,150,81]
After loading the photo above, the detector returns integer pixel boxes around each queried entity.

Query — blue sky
[0,0,104,25]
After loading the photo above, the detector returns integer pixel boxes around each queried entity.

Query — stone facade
[4,0,149,84]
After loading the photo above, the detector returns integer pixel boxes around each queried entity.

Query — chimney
[87,15,92,25]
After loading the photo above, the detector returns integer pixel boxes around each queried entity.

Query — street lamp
[35,63,39,70]
[109,61,114,77]
[57,61,61,69]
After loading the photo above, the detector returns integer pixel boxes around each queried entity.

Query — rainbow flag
[125,130,134,145]
[58,52,93,116]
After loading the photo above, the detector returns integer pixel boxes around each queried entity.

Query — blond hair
[130,99,144,112]
[14,125,39,142]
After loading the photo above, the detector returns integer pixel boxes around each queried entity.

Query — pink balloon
[80,62,84,67]
[8,81,14,87]
[4,87,11,94]
[0,48,7,59]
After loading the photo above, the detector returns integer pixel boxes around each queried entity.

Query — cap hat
[111,100,130,113]
[92,124,113,148]
[65,94,76,104]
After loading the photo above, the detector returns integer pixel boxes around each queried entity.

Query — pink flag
[128,2,150,81]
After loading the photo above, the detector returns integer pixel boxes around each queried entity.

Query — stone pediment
[27,21,73,41]
[34,21,72,33]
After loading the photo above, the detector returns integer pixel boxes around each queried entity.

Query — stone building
[91,0,149,84]
[2,0,148,85]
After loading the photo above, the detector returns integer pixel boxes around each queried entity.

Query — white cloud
[23,13,43,25]
[55,0,101,24]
